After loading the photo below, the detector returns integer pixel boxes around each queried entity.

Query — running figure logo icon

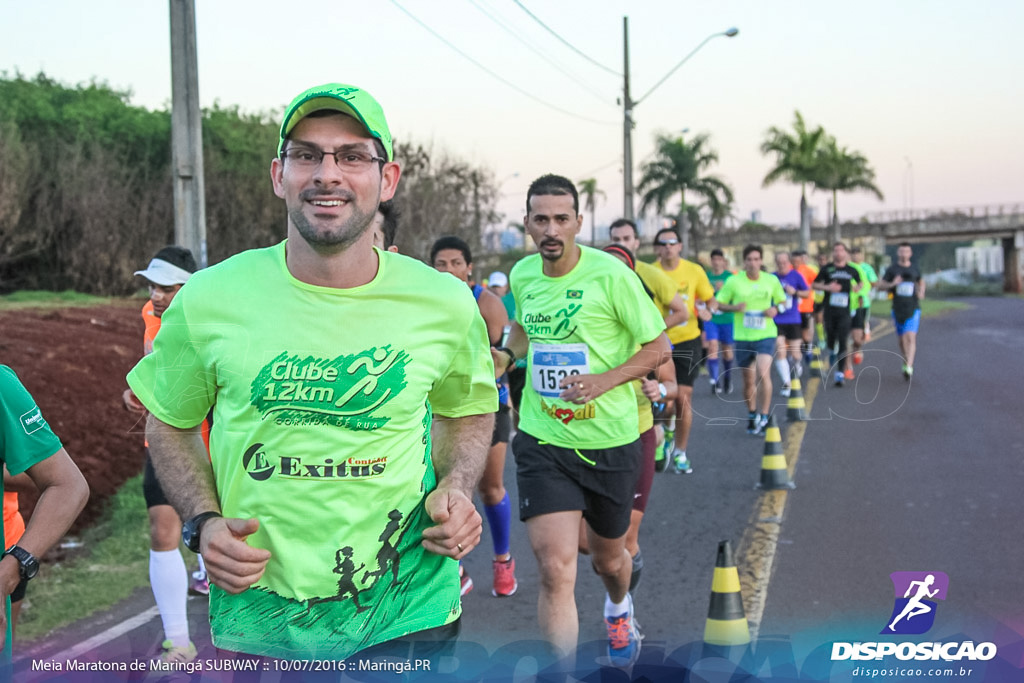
[881,571,949,635]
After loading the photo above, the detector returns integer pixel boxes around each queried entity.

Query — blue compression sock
[484,492,512,557]
[708,358,720,381]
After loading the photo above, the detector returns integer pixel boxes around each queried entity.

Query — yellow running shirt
[655,258,715,344]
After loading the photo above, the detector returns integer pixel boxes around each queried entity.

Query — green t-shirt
[715,271,786,342]
[851,261,878,309]
[511,247,666,449]
[501,290,516,320]
[707,270,734,325]
[1,365,63,663]
[127,242,498,659]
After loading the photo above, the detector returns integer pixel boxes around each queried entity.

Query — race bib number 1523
[531,343,590,398]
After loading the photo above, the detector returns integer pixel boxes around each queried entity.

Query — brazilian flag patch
[566,290,583,299]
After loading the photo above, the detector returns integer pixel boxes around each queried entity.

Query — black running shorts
[777,322,802,341]
[142,449,171,509]
[491,404,512,446]
[670,336,704,388]
[851,307,867,330]
[513,430,641,539]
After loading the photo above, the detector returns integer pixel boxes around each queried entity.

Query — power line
[512,0,622,77]
[580,158,621,177]
[467,0,613,107]
[391,0,616,126]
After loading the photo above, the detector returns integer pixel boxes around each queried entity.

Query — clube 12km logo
[831,571,997,662]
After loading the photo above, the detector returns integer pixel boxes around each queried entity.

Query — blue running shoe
[606,595,641,667]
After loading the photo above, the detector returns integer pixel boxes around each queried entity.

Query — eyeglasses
[654,239,679,247]
[282,146,386,171]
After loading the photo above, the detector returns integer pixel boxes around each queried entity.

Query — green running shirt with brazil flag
[127,242,498,659]
[715,271,787,342]
[511,246,666,450]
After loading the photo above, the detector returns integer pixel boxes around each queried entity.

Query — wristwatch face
[7,546,39,579]
[182,512,221,553]
[182,519,200,552]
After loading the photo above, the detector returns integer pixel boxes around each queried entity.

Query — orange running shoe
[492,558,518,597]
[853,351,863,365]
[844,368,855,380]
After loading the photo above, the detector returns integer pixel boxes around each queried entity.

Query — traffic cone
[809,346,825,379]
[756,414,795,490]
[703,540,751,646]
[786,377,807,422]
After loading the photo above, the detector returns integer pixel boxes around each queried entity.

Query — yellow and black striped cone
[810,347,826,379]
[786,377,807,422]
[756,414,794,490]
[703,540,751,646]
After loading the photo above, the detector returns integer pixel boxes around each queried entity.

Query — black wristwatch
[4,545,39,581]
[182,511,223,553]
[494,346,516,372]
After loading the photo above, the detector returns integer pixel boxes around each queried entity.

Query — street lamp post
[622,24,738,221]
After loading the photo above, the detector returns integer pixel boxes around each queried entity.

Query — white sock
[775,360,791,384]
[605,593,632,618]
[150,549,190,647]
[196,554,207,576]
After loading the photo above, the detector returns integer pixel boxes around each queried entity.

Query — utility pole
[169,0,207,267]
[622,16,634,222]
[622,21,738,228]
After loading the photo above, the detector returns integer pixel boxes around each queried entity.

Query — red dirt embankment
[1,302,146,532]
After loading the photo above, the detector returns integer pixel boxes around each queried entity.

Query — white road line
[47,605,161,662]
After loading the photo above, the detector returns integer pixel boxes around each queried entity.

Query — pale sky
[3,1,1022,241]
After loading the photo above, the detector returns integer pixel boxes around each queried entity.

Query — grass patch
[0,290,127,311]
[18,475,152,642]
[869,297,969,321]
[928,281,1005,297]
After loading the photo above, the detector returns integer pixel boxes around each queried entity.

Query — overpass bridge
[690,203,1024,293]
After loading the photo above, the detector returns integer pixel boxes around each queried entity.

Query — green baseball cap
[278,83,393,161]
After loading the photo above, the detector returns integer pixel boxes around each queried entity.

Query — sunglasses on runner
[654,239,679,247]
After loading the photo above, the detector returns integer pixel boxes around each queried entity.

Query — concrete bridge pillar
[1003,232,1024,294]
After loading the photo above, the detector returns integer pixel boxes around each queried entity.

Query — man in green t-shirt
[705,249,736,395]
[497,175,669,667]
[0,366,89,665]
[128,83,498,662]
[714,245,787,435]
[849,246,878,365]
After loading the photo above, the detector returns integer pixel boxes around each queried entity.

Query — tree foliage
[577,178,605,246]
[812,135,884,229]
[637,132,733,258]
[0,73,499,294]
[389,141,499,262]
[760,110,825,199]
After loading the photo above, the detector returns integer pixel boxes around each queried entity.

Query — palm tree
[699,191,735,237]
[813,136,884,243]
[760,111,826,251]
[637,132,733,259]
[577,178,605,246]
